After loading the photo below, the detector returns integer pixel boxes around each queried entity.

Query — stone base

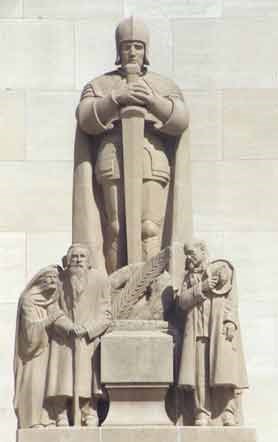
[103,385,172,426]
[17,426,257,442]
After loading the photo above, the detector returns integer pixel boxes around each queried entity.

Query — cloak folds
[13,266,61,428]
[178,269,248,390]
[72,70,192,289]
[46,269,111,400]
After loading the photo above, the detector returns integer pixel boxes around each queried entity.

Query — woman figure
[13,266,64,428]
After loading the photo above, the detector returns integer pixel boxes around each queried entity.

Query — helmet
[115,16,150,65]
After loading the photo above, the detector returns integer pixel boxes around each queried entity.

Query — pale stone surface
[179,427,256,442]
[243,375,278,437]
[240,316,276,376]
[24,0,123,17]
[223,232,278,313]
[0,91,25,161]
[0,0,21,17]
[78,17,172,87]
[77,15,123,87]
[0,304,18,442]
[174,18,278,89]
[26,232,71,279]
[218,18,278,88]
[0,162,72,232]
[0,22,75,89]
[185,90,222,161]
[223,0,278,17]
[102,427,177,442]
[18,428,100,442]
[0,233,26,303]
[223,89,278,160]
[26,92,79,161]
[101,331,173,383]
[192,161,223,232]
[193,160,278,232]
[173,20,219,89]
[104,387,172,426]
[125,0,222,17]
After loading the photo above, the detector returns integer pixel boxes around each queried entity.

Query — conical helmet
[115,16,150,65]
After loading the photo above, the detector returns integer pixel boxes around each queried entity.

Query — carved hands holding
[112,81,172,123]
[201,275,219,295]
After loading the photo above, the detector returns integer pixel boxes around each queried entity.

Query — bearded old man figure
[45,244,111,427]
[176,240,248,426]
[13,266,64,428]
[73,16,191,276]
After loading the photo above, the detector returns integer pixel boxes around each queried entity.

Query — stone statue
[176,240,248,426]
[72,16,191,284]
[45,244,111,427]
[13,266,64,428]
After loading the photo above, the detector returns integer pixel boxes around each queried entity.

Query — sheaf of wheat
[112,247,170,319]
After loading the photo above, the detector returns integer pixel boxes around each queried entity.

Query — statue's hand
[223,321,236,341]
[112,83,146,106]
[71,324,87,339]
[208,275,219,291]
[201,276,218,295]
[126,82,155,108]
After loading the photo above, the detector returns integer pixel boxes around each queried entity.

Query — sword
[120,64,146,265]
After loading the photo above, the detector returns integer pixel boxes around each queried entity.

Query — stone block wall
[0,2,277,441]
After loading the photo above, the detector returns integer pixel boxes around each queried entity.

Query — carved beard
[68,265,88,304]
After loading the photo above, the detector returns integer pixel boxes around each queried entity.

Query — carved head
[64,243,92,271]
[115,16,150,67]
[37,268,59,294]
[183,239,209,271]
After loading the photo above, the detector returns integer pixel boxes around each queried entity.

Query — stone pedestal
[101,320,173,426]
[17,426,257,442]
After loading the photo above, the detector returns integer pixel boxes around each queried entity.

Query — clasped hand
[201,275,219,294]
[70,324,87,339]
[113,82,155,108]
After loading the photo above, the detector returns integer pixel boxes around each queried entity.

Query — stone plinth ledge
[17,426,257,442]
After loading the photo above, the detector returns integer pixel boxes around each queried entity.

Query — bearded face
[67,246,90,300]
[185,243,208,272]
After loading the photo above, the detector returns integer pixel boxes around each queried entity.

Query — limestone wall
[0,2,277,440]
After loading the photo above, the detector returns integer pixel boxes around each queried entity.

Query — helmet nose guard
[115,16,150,66]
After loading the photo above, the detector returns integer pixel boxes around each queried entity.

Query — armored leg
[142,180,168,260]
[101,180,126,273]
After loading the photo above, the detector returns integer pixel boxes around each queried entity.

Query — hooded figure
[72,17,192,286]
[13,266,64,428]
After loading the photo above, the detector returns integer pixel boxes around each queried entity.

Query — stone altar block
[101,320,173,426]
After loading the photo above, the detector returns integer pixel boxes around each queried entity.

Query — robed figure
[176,240,248,426]
[45,244,111,427]
[72,16,191,287]
[13,266,64,428]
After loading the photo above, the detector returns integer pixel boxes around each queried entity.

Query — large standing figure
[73,16,191,277]
[45,244,111,427]
[176,240,248,426]
[13,266,64,428]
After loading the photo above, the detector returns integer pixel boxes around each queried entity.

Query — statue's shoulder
[87,70,123,96]
[145,71,183,98]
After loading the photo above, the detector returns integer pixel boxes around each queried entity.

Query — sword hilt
[125,63,141,84]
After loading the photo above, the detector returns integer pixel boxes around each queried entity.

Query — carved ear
[62,255,68,269]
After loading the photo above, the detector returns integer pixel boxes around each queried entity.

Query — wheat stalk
[112,247,170,319]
